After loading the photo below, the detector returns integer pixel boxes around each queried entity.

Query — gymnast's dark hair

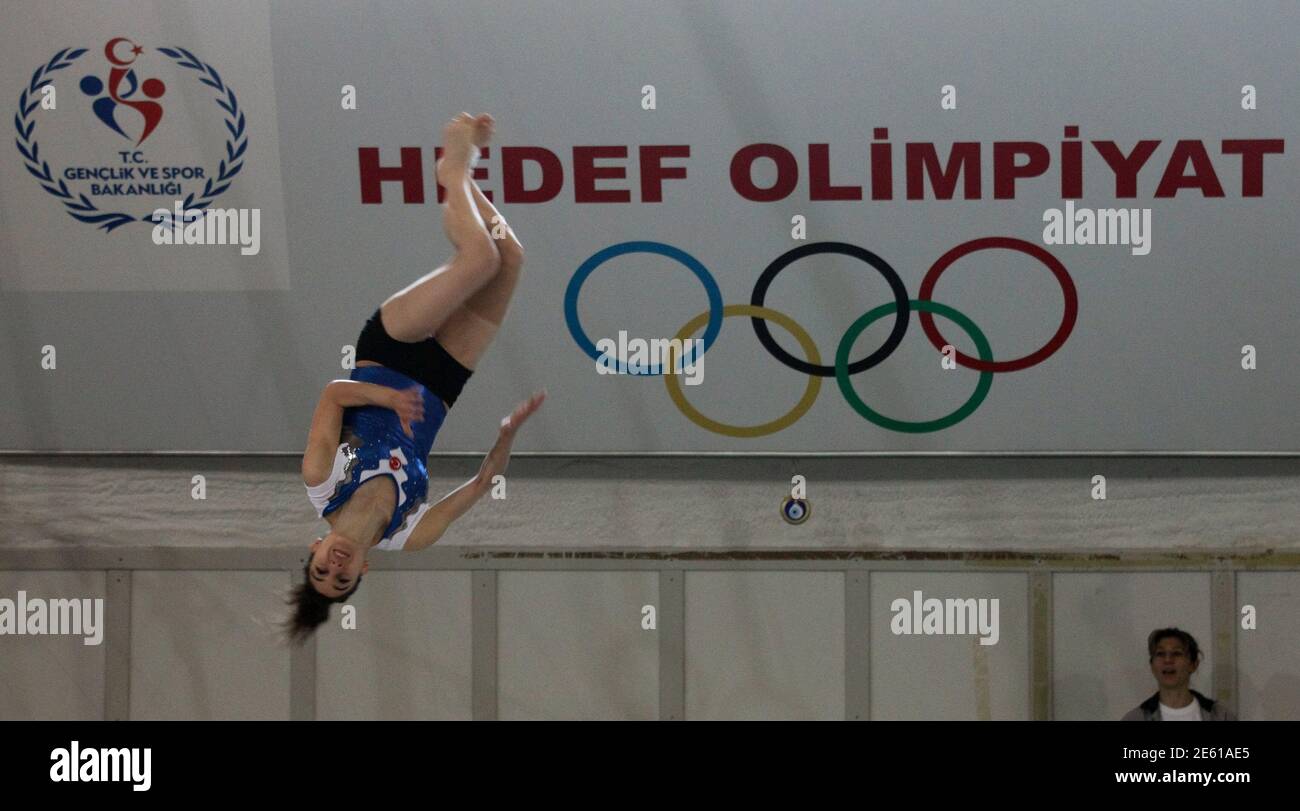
[284,559,363,644]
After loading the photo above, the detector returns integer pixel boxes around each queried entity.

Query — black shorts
[354,308,473,408]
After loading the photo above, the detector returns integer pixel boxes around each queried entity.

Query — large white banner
[0,0,1296,452]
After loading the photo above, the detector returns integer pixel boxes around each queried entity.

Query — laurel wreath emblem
[14,45,247,233]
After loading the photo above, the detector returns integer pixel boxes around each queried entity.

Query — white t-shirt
[1159,700,1202,721]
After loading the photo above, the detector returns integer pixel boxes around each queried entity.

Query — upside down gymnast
[287,113,544,641]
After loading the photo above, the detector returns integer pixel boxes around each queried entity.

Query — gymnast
[287,113,543,641]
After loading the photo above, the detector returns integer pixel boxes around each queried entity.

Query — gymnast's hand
[386,385,426,438]
[478,390,546,484]
[499,390,545,440]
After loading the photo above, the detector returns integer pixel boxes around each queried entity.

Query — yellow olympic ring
[664,304,822,438]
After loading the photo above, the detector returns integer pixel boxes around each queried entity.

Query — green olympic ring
[835,300,994,433]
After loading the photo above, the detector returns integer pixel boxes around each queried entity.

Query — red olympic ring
[917,236,1078,373]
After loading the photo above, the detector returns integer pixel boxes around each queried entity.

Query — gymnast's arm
[300,380,406,486]
[403,390,545,552]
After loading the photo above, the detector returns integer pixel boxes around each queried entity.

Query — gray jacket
[1121,690,1237,721]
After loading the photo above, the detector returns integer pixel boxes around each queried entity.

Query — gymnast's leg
[433,114,524,370]
[378,112,501,343]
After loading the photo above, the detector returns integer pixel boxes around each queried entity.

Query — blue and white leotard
[304,365,448,551]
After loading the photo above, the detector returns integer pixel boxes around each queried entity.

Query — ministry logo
[80,37,167,146]
[14,38,247,233]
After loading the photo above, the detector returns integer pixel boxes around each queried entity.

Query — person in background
[1121,628,1236,721]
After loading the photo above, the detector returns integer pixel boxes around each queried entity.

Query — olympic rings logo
[563,237,1078,436]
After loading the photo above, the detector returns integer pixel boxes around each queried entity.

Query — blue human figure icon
[79,75,129,139]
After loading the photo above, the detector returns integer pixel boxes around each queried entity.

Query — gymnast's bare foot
[437,113,476,187]
[472,113,494,148]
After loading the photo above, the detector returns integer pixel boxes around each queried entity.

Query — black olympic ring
[749,242,910,376]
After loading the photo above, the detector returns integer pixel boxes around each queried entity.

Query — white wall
[0,455,1296,719]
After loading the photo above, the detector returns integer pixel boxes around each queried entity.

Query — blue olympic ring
[564,241,724,375]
